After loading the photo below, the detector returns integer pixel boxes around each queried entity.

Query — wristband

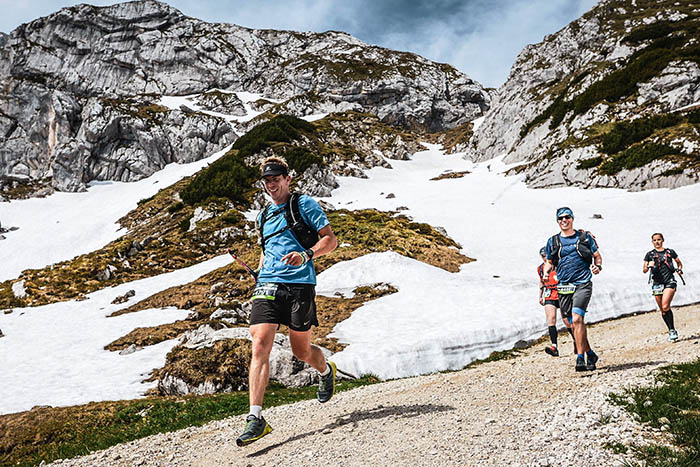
[595,264,602,270]
[298,250,309,265]
[305,248,315,259]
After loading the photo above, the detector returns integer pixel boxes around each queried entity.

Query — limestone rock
[0,0,488,194]
[169,323,331,391]
[470,0,700,191]
[12,280,27,299]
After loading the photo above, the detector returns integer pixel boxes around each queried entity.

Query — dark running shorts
[559,281,593,318]
[652,281,677,296]
[250,282,318,331]
[543,299,559,307]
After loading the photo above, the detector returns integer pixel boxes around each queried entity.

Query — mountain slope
[0,0,488,195]
[470,0,700,191]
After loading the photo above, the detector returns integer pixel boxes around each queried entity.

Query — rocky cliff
[470,0,700,191]
[0,0,489,195]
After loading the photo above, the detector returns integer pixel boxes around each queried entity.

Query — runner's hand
[539,297,544,306]
[591,264,601,274]
[647,261,655,269]
[281,251,308,266]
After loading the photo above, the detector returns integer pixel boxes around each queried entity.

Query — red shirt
[538,263,559,301]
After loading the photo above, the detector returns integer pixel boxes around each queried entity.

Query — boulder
[156,323,332,394]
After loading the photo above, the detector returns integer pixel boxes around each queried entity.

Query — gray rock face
[0,0,488,194]
[158,324,330,395]
[470,0,700,191]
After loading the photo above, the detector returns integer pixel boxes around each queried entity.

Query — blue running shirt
[546,231,598,285]
[256,195,329,284]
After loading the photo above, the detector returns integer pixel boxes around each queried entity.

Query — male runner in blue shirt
[543,207,603,372]
[237,156,338,446]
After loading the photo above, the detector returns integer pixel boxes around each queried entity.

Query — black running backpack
[550,229,597,268]
[257,193,319,253]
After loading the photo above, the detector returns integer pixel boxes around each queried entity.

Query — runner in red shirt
[538,247,576,356]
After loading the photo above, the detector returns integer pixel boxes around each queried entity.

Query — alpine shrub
[622,22,674,44]
[181,115,318,206]
[181,154,258,205]
[600,114,682,154]
[599,143,677,175]
[576,156,603,170]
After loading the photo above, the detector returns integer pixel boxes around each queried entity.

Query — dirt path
[52,303,700,466]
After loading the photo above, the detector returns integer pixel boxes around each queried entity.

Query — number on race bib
[557,284,576,295]
[252,283,279,300]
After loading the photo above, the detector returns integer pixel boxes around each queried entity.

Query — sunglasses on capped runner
[557,215,572,221]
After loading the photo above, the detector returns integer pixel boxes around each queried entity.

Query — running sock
[662,309,675,330]
[249,405,262,419]
[577,353,585,359]
[548,326,558,346]
[319,364,330,377]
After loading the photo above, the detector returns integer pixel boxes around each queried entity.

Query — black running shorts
[543,299,559,307]
[250,282,318,331]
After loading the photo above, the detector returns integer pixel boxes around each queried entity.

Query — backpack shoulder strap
[285,192,312,228]
[257,202,272,252]
[550,234,561,266]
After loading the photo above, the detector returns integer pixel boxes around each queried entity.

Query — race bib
[542,288,552,298]
[557,284,576,295]
[252,283,278,300]
[652,284,664,296]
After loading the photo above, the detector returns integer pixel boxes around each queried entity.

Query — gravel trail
[52,303,700,466]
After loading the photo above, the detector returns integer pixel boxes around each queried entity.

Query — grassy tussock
[609,357,700,466]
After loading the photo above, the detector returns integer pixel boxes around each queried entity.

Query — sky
[1,0,598,88]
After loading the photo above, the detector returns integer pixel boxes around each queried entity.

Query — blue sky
[1,0,598,88]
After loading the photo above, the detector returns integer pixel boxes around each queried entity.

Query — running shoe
[317,360,337,403]
[236,414,272,447]
[544,345,559,357]
[575,355,586,372]
[586,351,599,371]
[668,329,679,342]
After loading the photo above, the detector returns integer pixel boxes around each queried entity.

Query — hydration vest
[550,229,597,268]
[257,193,319,253]
[649,248,675,273]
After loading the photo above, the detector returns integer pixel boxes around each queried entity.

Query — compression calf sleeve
[662,309,675,330]
[548,326,558,346]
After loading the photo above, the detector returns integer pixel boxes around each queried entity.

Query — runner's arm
[674,256,683,272]
[542,259,553,277]
[281,225,338,266]
[591,250,602,274]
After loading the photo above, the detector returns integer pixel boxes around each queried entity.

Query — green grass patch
[0,376,379,466]
[608,357,700,466]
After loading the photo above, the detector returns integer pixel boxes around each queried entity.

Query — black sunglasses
[557,215,572,221]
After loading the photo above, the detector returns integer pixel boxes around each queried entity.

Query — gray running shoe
[575,355,586,372]
[586,351,599,371]
[236,414,272,447]
[317,360,337,403]
[669,329,679,342]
